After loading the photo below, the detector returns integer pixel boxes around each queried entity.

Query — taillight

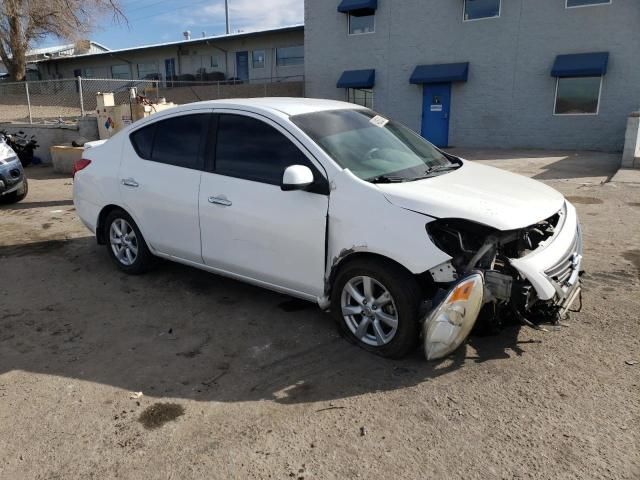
[72,158,92,178]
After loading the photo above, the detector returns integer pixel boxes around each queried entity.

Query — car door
[199,111,329,298]
[119,110,211,262]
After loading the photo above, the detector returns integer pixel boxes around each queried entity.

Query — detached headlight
[422,273,484,360]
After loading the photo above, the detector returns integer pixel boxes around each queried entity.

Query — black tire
[0,178,28,204]
[104,209,154,274]
[331,257,422,359]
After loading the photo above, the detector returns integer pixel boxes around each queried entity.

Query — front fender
[326,169,450,282]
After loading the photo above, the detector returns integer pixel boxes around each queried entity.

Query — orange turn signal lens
[447,280,474,304]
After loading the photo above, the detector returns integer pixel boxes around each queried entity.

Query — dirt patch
[138,403,185,430]
[627,202,640,208]
[622,250,640,277]
[566,196,603,205]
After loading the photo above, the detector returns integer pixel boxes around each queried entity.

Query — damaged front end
[422,202,583,360]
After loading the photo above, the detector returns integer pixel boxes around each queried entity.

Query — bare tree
[0,0,125,81]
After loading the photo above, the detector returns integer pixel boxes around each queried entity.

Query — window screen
[464,0,500,20]
[554,77,601,115]
[566,0,610,7]
[215,114,313,185]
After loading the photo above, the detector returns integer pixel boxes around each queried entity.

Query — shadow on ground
[0,237,533,405]
[447,148,620,181]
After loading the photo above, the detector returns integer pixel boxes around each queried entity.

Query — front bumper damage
[422,202,583,361]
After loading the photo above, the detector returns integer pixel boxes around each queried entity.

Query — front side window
[211,55,220,68]
[554,76,602,115]
[276,46,304,66]
[111,64,131,79]
[252,50,265,69]
[291,109,453,182]
[347,88,374,109]
[215,114,314,185]
[566,0,611,7]
[464,0,501,21]
[130,113,209,169]
[349,11,375,34]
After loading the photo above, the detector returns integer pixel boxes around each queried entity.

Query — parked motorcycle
[0,130,39,167]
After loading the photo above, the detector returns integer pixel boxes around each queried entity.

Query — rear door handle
[208,196,232,207]
[121,178,139,188]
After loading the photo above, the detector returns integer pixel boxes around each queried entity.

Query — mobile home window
[137,63,158,80]
[464,0,501,21]
[276,46,304,66]
[347,88,374,109]
[348,11,375,35]
[111,64,131,79]
[566,0,611,7]
[554,76,602,115]
[252,50,265,69]
[211,55,220,68]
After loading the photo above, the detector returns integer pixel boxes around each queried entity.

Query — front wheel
[104,209,154,274]
[331,258,422,358]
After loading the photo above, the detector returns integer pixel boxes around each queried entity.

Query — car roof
[173,97,361,117]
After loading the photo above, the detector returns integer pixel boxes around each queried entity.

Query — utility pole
[225,0,230,34]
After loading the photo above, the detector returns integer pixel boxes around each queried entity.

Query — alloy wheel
[341,275,399,346]
[109,218,139,266]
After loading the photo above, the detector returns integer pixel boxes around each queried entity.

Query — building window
[276,46,304,66]
[211,55,220,68]
[83,68,95,78]
[111,64,131,79]
[348,11,375,35]
[463,0,501,21]
[347,88,374,109]
[137,63,158,80]
[554,76,602,115]
[566,0,611,7]
[252,50,265,69]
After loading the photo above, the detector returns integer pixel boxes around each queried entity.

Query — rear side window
[130,124,155,159]
[215,114,315,185]
[130,113,210,170]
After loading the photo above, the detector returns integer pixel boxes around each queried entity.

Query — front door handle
[208,196,232,207]
[121,178,139,188]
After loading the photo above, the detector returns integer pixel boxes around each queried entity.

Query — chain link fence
[0,76,304,124]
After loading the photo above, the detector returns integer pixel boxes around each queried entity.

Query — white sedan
[73,98,582,360]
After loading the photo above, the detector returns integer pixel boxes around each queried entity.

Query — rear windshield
[290,108,451,181]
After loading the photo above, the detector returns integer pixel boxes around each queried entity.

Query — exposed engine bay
[421,207,583,360]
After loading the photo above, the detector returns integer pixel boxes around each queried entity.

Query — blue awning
[409,62,469,84]
[551,52,609,77]
[337,0,377,13]
[337,69,376,89]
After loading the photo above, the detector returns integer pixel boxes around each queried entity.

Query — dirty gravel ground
[1,151,639,479]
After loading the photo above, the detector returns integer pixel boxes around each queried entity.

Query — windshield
[290,108,454,182]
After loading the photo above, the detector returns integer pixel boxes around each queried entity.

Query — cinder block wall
[305,0,640,151]
[0,117,99,163]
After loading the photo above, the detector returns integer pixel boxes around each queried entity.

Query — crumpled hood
[377,160,565,230]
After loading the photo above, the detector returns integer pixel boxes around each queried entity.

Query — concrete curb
[610,168,640,184]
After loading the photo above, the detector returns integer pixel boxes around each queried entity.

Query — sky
[39,0,304,50]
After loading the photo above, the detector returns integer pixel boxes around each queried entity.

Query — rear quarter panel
[73,137,124,232]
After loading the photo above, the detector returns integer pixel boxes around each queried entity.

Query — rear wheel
[104,209,154,274]
[331,258,422,358]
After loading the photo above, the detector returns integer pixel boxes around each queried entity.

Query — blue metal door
[421,83,451,147]
[236,51,249,81]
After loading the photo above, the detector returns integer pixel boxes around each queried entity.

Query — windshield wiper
[425,164,460,174]
[368,174,408,184]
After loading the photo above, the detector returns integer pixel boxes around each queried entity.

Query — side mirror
[281,165,314,191]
